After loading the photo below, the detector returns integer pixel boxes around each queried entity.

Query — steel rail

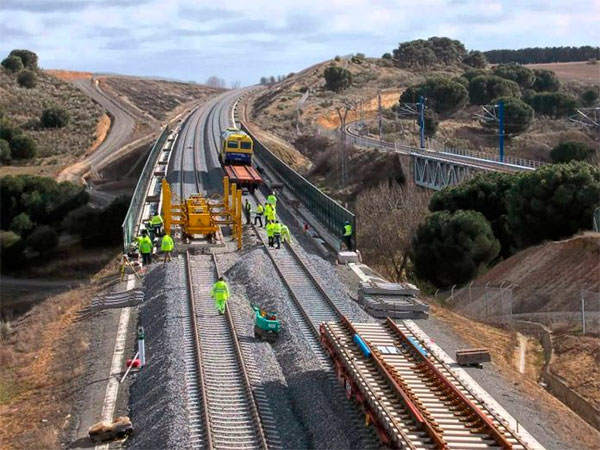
[341,316,448,449]
[386,318,516,449]
[184,250,213,449]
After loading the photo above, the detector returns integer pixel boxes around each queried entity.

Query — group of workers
[243,192,291,249]
[136,213,174,266]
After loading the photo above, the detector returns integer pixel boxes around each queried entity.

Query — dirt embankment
[475,233,600,313]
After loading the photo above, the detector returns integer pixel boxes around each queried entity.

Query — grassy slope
[0,69,105,173]
[101,77,222,121]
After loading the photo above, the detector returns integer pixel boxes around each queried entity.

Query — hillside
[249,55,599,165]
[0,69,105,176]
[475,233,599,314]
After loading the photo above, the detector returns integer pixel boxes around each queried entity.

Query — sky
[1,0,598,86]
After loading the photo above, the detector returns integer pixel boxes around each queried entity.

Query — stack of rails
[321,317,528,450]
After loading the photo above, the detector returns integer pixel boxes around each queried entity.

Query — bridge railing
[320,125,545,170]
[122,126,170,253]
[241,123,355,247]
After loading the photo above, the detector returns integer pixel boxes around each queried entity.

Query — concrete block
[338,251,360,264]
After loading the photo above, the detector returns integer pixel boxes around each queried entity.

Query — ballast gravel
[128,260,191,450]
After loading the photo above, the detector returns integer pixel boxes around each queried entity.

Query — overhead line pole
[498,100,505,163]
[418,96,425,149]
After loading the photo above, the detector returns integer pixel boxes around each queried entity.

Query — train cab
[219,128,254,165]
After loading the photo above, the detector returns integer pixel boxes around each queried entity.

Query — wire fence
[242,124,356,247]
[121,126,170,253]
[437,284,600,334]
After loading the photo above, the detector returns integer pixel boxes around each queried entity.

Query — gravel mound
[226,247,378,449]
[128,260,190,450]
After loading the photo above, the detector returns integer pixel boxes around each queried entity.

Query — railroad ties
[183,251,270,449]
[321,317,528,449]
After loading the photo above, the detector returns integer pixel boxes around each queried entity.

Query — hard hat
[344,220,350,225]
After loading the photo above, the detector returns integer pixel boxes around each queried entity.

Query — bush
[469,75,521,105]
[80,196,130,248]
[9,212,34,237]
[351,53,366,64]
[550,141,595,163]
[41,106,70,128]
[492,63,535,88]
[452,76,469,89]
[430,172,519,256]
[1,175,88,229]
[580,88,599,107]
[399,77,468,117]
[382,52,392,60]
[8,50,38,69]
[0,139,10,164]
[463,50,487,68]
[532,69,560,92]
[0,230,25,270]
[9,135,37,159]
[462,68,488,81]
[507,162,600,248]
[1,55,23,73]
[323,66,353,92]
[525,92,578,118]
[17,69,36,88]
[293,133,333,158]
[483,96,533,135]
[411,210,500,288]
[26,225,59,256]
[423,109,439,137]
[0,119,22,142]
[393,37,467,68]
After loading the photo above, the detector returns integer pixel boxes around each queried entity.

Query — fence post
[485,281,490,319]
[468,281,473,304]
[450,284,456,304]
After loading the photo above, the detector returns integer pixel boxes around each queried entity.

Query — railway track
[183,250,269,449]
[321,317,530,449]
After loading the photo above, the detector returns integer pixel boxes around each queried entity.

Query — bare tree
[354,181,431,281]
[230,80,241,89]
[206,76,227,88]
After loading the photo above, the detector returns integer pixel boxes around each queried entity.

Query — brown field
[525,61,600,83]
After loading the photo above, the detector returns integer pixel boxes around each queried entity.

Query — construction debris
[88,416,133,443]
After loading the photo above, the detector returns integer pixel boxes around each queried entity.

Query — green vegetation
[9,135,37,159]
[40,106,70,128]
[580,88,599,107]
[382,52,392,60]
[492,63,535,88]
[411,210,500,288]
[483,46,600,64]
[418,162,600,287]
[17,69,37,89]
[351,53,366,64]
[468,75,521,105]
[550,141,595,163]
[1,55,24,73]
[462,50,487,68]
[482,96,533,135]
[0,139,10,164]
[0,174,129,270]
[323,66,353,92]
[9,49,38,69]
[507,162,600,248]
[400,77,468,117]
[532,69,560,92]
[392,37,466,68]
[429,172,517,257]
[525,92,578,118]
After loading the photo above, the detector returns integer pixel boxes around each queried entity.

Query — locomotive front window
[240,141,252,149]
[227,141,239,148]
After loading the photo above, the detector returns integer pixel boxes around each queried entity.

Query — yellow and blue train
[219,127,254,165]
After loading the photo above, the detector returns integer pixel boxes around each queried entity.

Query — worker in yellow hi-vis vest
[211,277,230,315]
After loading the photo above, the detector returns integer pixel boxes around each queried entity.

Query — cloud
[0,0,597,85]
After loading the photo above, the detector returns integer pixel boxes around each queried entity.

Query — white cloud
[0,0,597,84]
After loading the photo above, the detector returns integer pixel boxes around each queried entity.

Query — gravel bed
[127,260,190,450]
[225,247,378,449]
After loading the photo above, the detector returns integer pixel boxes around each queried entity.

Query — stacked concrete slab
[351,263,429,319]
